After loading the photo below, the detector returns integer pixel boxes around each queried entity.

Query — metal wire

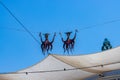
[0,1,40,44]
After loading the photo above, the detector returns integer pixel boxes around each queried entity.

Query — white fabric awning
[53,46,120,73]
[0,47,120,80]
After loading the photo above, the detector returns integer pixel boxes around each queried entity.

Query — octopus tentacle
[63,43,66,53]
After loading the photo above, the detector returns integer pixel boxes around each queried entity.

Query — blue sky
[0,0,120,72]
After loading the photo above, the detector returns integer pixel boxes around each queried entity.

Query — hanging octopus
[39,32,56,55]
[59,30,78,54]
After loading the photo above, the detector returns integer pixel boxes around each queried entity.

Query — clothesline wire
[1,18,120,34]
[0,1,120,34]
[0,1,40,44]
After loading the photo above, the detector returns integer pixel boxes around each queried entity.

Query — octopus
[39,32,56,55]
[59,30,78,54]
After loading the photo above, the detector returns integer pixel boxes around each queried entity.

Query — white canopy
[0,47,120,80]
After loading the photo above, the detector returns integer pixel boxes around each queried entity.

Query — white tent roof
[0,47,120,80]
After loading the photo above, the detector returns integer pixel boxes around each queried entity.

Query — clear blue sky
[0,0,120,72]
